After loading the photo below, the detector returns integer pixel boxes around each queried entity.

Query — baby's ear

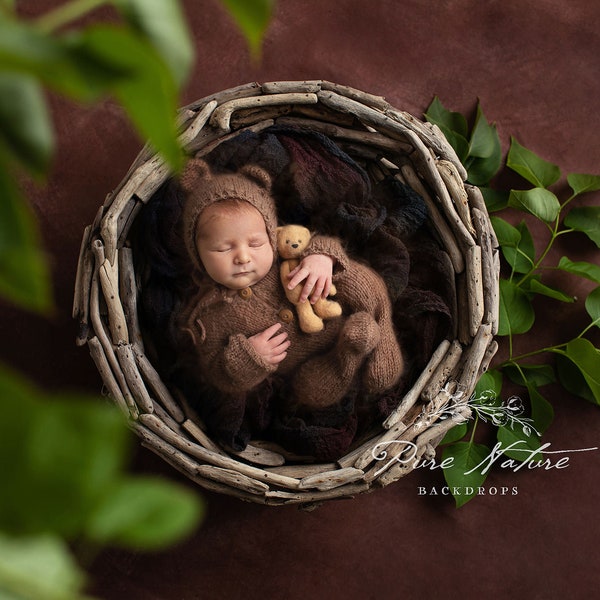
[180,158,212,193]
[240,164,272,190]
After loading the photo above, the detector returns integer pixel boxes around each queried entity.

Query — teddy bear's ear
[240,164,272,191]
[180,158,212,193]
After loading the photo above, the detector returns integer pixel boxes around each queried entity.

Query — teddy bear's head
[276,224,312,259]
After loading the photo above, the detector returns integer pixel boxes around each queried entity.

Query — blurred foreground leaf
[0,366,204,547]
[220,0,274,58]
[0,533,89,600]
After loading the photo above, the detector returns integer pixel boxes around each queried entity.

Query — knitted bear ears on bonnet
[180,158,279,271]
[180,157,273,196]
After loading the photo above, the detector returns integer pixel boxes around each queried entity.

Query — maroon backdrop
[2,1,600,598]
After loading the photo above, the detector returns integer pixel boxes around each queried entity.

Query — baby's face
[196,204,273,290]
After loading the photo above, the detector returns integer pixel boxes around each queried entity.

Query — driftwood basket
[73,81,499,506]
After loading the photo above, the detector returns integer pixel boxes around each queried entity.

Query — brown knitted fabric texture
[180,158,279,272]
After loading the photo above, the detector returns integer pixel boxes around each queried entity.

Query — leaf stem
[34,0,108,33]
[515,216,560,290]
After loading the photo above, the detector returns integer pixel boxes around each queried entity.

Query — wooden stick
[436,159,475,235]
[115,344,154,414]
[466,184,499,249]
[298,467,364,491]
[178,100,218,148]
[94,241,129,345]
[472,208,500,329]
[466,244,485,337]
[119,247,144,350]
[408,145,475,251]
[138,413,301,490]
[262,80,322,94]
[89,263,139,419]
[231,444,286,467]
[133,345,185,422]
[479,339,499,379]
[354,420,409,470]
[195,464,269,495]
[456,271,471,345]
[455,322,493,397]
[264,482,371,504]
[87,336,129,416]
[266,463,338,478]
[383,338,452,428]
[181,82,262,113]
[336,432,383,469]
[209,92,319,132]
[399,164,465,273]
[193,119,276,157]
[182,419,225,454]
[385,108,468,180]
[275,116,413,153]
[101,154,165,264]
[421,340,463,401]
[73,225,94,345]
[321,80,389,110]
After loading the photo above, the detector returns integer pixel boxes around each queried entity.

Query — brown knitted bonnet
[180,158,278,271]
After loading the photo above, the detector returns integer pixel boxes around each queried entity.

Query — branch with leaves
[0,1,274,598]
[425,98,600,506]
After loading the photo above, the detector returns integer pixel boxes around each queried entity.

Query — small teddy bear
[277,224,343,333]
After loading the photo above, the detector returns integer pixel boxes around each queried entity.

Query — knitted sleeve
[182,304,277,394]
[303,234,350,274]
[219,333,278,392]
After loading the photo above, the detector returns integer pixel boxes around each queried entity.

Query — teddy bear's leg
[290,312,380,409]
[313,296,343,320]
[295,300,324,333]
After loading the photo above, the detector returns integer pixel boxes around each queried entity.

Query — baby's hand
[287,254,334,304]
[248,323,290,366]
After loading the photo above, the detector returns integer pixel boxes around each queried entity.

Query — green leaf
[504,363,556,388]
[424,95,469,137]
[436,125,470,163]
[585,286,600,327]
[87,477,204,550]
[70,26,183,170]
[0,533,87,600]
[507,137,561,188]
[557,256,600,284]
[567,172,600,196]
[466,150,502,186]
[522,278,574,303]
[112,0,194,87]
[0,72,54,175]
[441,442,490,507]
[439,421,468,445]
[497,424,541,461]
[555,338,600,405]
[528,384,554,435]
[0,161,53,313]
[490,217,535,274]
[564,206,600,247]
[468,103,499,159]
[0,19,119,101]
[498,278,535,336]
[508,188,560,223]
[0,20,183,169]
[474,369,503,398]
[220,0,274,58]
[480,187,509,212]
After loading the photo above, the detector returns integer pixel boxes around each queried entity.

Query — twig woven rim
[73,80,499,506]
